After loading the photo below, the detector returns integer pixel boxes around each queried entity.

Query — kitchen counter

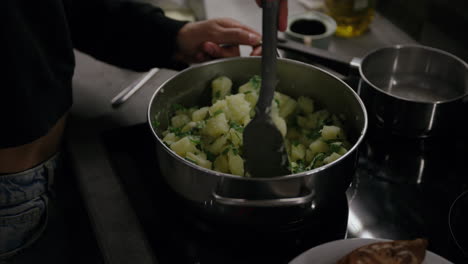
[28,1,464,264]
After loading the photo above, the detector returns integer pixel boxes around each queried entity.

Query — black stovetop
[100,121,467,264]
[101,123,348,264]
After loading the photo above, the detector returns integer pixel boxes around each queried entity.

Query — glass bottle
[324,0,375,37]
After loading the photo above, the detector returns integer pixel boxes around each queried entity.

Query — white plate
[289,238,453,264]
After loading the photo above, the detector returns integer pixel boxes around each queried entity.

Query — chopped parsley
[329,142,342,153]
[222,148,230,155]
[231,147,239,156]
[206,151,217,162]
[168,127,190,138]
[172,103,186,112]
[212,110,223,117]
[229,121,244,132]
[290,160,307,174]
[152,119,160,128]
[249,75,261,90]
[306,129,321,141]
[274,98,280,107]
[185,157,198,165]
[189,136,201,145]
[310,153,326,168]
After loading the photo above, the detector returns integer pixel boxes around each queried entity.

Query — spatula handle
[257,0,279,115]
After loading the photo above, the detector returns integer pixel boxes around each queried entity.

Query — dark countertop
[40,1,464,264]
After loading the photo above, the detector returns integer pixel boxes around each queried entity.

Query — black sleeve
[68,0,189,71]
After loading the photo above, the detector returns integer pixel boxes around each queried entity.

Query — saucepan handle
[212,188,314,207]
[277,37,361,86]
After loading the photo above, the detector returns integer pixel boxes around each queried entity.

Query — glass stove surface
[101,124,349,264]
[100,120,468,263]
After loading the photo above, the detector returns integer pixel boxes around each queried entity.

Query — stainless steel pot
[147,57,367,223]
[278,41,468,138]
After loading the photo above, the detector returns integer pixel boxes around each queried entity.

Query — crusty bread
[336,239,428,264]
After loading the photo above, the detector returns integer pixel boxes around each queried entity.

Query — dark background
[377,0,468,62]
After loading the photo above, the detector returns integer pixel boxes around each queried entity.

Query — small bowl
[285,11,337,50]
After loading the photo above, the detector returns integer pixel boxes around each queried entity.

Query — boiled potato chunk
[211,76,232,103]
[272,115,287,137]
[297,96,314,114]
[226,94,251,124]
[213,154,229,173]
[202,113,230,138]
[228,129,243,147]
[181,121,197,133]
[323,152,342,164]
[170,137,198,156]
[275,92,297,119]
[239,75,261,93]
[171,114,190,128]
[297,115,315,129]
[162,133,179,146]
[244,92,259,109]
[321,125,341,140]
[186,152,212,169]
[305,149,314,163]
[192,107,209,122]
[207,134,228,155]
[309,139,329,156]
[228,151,244,176]
[290,143,306,162]
[209,100,230,119]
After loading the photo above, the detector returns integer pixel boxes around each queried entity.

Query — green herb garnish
[152,120,160,128]
[172,103,186,112]
[250,75,261,90]
[206,151,217,162]
[306,129,321,141]
[193,121,204,130]
[231,147,239,156]
[185,157,198,165]
[290,160,307,174]
[168,126,191,138]
[310,153,326,168]
[329,142,342,153]
[189,136,201,145]
[212,110,223,117]
[274,99,280,107]
[229,121,244,132]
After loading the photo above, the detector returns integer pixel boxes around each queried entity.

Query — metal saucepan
[278,40,468,138]
[148,57,367,224]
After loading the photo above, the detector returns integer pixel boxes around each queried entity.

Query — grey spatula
[243,0,290,177]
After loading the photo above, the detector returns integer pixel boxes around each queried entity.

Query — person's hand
[256,0,288,31]
[175,18,262,64]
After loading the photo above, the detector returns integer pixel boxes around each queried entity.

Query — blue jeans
[0,154,58,259]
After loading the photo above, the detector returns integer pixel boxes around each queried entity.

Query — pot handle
[212,189,314,207]
[277,37,361,86]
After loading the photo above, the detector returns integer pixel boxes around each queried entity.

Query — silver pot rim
[358,44,468,105]
[147,56,368,181]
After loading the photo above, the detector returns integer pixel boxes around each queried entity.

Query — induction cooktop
[100,123,349,264]
[98,118,467,263]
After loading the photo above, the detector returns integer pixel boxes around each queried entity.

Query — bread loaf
[336,239,428,264]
